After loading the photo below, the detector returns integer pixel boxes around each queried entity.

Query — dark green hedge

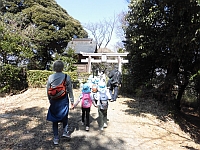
[0,64,28,94]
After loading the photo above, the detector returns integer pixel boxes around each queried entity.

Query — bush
[27,70,79,88]
[0,64,27,94]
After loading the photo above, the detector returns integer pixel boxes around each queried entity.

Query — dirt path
[0,88,200,150]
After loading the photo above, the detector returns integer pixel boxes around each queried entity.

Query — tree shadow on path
[121,95,200,147]
[0,105,127,150]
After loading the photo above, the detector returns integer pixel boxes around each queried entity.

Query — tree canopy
[124,0,200,108]
[0,0,88,69]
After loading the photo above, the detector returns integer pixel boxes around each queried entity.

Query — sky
[55,0,129,50]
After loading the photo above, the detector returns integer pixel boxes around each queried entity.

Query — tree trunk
[176,80,189,110]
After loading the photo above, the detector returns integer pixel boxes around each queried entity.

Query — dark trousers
[82,107,90,127]
[107,79,111,88]
[98,107,108,128]
[109,84,119,101]
[52,113,68,138]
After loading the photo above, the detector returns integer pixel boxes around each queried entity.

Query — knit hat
[82,83,90,93]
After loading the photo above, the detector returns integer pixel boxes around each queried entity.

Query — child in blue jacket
[96,81,111,130]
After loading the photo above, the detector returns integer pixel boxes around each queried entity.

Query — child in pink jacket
[72,83,97,131]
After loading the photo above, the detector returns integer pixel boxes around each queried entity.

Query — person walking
[99,70,106,83]
[96,81,111,130]
[108,65,122,102]
[90,78,98,104]
[72,83,97,131]
[46,60,74,145]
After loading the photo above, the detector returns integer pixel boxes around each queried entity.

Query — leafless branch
[84,16,116,48]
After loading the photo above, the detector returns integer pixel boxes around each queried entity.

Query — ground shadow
[174,108,200,145]
[0,106,127,150]
[121,94,200,147]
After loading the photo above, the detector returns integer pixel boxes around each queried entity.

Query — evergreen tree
[0,0,88,69]
[125,0,200,109]
[51,47,78,72]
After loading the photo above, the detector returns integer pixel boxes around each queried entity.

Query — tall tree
[125,0,200,109]
[0,13,34,65]
[0,0,88,69]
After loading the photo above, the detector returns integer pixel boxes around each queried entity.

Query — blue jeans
[52,113,68,138]
[109,84,119,101]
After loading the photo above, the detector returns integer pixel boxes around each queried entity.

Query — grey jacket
[47,72,74,103]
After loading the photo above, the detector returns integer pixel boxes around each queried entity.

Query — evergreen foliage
[125,0,200,109]
[0,64,27,94]
[51,47,78,72]
[0,0,87,69]
[0,0,88,94]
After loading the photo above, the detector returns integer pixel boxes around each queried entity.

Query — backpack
[99,92,108,109]
[47,74,67,100]
[81,93,92,108]
[111,71,120,85]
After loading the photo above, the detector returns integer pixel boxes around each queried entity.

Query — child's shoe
[85,126,89,131]
[103,123,107,128]
[53,138,59,145]
[62,131,71,138]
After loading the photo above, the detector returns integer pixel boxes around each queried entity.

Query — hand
[71,104,74,110]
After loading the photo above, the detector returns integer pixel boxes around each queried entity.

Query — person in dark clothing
[108,65,122,102]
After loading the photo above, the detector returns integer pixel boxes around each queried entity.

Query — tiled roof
[64,38,97,54]
[97,48,114,53]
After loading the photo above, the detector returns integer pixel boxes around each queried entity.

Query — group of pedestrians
[72,79,111,131]
[46,60,122,145]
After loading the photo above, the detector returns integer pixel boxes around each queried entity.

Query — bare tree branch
[114,11,128,50]
[84,16,116,49]
[104,16,116,48]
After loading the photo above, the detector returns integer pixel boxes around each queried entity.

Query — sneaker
[85,126,89,131]
[103,123,107,128]
[100,127,104,131]
[53,138,59,145]
[110,99,114,102]
[62,131,71,138]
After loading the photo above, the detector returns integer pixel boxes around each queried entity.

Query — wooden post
[88,56,91,73]
[118,56,122,72]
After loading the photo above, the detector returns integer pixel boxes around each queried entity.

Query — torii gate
[80,52,129,73]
